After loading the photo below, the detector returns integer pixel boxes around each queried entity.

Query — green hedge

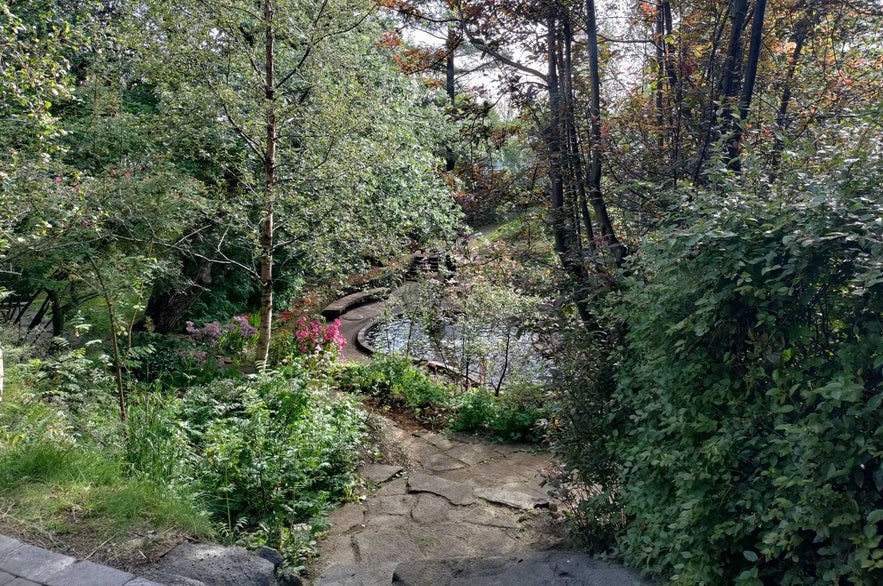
[564,169,883,583]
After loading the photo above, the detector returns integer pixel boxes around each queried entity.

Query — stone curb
[322,288,388,320]
[0,534,164,586]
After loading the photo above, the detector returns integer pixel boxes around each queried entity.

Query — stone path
[0,534,163,586]
[309,416,648,585]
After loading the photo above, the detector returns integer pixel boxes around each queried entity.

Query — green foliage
[339,354,452,423]
[598,168,883,583]
[176,374,366,562]
[452,383,548,442]
[339,354,550,442]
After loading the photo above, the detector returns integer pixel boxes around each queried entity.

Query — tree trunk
[655,2,666,150]
[546,7,594,328]
[770,7,816,169]
[445,25,457,172]
[546,10,568,264]
[727,0,767,172]
[144,258,213,333]
[661,0,682,183]
[256,0,277,367]
[585,0,625,266]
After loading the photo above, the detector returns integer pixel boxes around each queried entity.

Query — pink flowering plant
[184,315,258,363]
[269,316,346,369]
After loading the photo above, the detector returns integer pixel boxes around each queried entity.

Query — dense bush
[339,354,551,442]
[452,383,549,442]
[337,354,453,424]
[126,374,366,563]
[578,172,883,583]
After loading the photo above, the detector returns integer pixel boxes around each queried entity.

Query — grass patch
[0,441,213,540]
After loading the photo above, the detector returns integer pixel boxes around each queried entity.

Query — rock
[407,472,475,506]
[138,570,207,585]
[367,495,416,516]
[423,453,466,472]
[257,546,284,570]
[473,487,549,510]
[277,568,304,586]
[141,543,276,586]
[391,549,650,585]
[316,562,397,586]
[359,464,403,484]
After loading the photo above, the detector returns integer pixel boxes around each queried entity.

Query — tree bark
[256,0,277,367]
[585,0,625,266]
[770,6,817,169]
[445,25,457,172]
[727,0,767,171]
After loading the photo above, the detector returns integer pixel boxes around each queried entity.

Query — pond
[363,317,554,390]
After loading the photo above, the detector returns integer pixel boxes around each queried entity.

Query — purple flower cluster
[185,320,224,344]
[231,315,258,337]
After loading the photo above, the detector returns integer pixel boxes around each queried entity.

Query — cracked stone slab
[374,477,409,496]
[354,530,422,564]
[414,432,455,451]
[391,549,650,586]
[407,472,476,506]
[316,562,398,586]
[445,443,499,466]
[326,504,366,534]
[317,535,357,568]
[423,453,466,472]
[473,487,549,510]
[368,494,415,516]
[359,463,403,484]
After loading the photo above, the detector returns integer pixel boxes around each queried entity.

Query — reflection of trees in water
[366,318,553,391]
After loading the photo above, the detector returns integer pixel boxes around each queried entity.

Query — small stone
[256,546,283,569]
[359,464,403,484]
[276,568,303,586]
[473,487,549,510]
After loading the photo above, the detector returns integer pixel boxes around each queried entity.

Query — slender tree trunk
[547,7,594,328]
[562,14,595,250]
[692,5,732,182]
[727,0,767,171]
[585,0,625,266]
[547,10,567,263]
[661,0,682,183]
[655,2,666,151]
[88,258,127,425]
[770,8,816,169]
[556,18,582,252]
[256,0,277,367]
[445,25,457,172]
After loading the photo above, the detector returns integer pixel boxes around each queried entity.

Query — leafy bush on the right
[605,172,883,583]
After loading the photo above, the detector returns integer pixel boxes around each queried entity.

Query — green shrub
[452,383,548,442]
[596,172,883,583]
[180,374,366,560]
[338,354,453,423]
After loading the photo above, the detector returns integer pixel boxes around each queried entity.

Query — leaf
[874,467,883,493]
[743,550,759,562]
